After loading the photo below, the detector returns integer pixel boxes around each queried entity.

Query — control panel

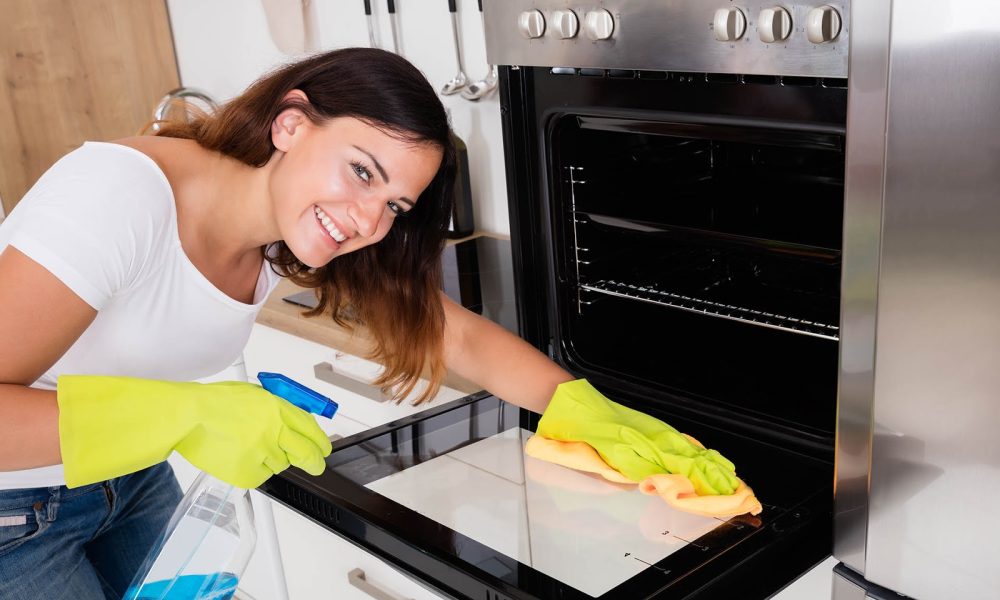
[485,1,850,78]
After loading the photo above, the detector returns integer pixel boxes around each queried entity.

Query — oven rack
[580,279,840,341]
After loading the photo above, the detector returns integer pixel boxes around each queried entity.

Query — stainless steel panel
[484,0,849,77]
[832,570,867,600]
[863,1,1000,598]
[834,0,891,576]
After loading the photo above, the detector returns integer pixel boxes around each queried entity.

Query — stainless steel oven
[262,2,855,599]
[262,3,1000,599]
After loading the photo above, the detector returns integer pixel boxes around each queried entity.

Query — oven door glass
[267,394,832,600]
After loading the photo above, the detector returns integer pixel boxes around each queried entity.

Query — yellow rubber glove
[536,379,740,496]
[57,376,333,489]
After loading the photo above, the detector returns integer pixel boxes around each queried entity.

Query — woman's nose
[350,197,384,238]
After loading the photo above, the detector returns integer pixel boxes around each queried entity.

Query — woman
[0,48,738,599]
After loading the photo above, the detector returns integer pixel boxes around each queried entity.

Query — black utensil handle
[448,0,456,13]
[478,0,482,13]
[364,0,372,15]
[387,0,395,14]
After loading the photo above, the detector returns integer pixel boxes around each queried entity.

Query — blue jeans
[0,462,182,600]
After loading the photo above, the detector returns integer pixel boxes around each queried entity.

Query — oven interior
[547,114,845,450]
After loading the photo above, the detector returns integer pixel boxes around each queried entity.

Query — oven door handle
[347,568,414,600]
[313,362,389,403]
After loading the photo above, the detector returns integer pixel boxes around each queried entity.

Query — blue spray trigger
[257,372,338,419]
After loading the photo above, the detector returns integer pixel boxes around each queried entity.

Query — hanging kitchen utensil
[387,0,401,54]
[440,0,468,95]
[461,65,497,101]
[461,0,498,101]
[364,0,377,48]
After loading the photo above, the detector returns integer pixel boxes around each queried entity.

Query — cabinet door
[0,0,179,215]
[271,502,447,600]
[244,324,466,429]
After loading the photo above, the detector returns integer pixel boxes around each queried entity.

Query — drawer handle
[347,568,413,600]
[313,362,389,403]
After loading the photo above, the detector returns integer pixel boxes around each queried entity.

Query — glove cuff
[57,375,187,487]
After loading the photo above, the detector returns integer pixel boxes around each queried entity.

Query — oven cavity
[549,113,845,437]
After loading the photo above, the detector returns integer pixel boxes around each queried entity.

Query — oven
[262,2,851,599]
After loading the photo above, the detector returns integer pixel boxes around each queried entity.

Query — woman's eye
[387,201,407,217]
[351,162,372,184]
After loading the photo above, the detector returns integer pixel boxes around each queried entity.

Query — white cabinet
[272,502,446,600]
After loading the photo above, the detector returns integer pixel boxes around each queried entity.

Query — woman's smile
[313,205,348,244]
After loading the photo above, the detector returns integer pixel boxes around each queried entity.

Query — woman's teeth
[313,206,347,243]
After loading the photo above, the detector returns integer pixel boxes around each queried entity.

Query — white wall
[166,0,509,236]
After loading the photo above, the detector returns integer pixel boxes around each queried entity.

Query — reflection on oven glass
[365,427,727,598]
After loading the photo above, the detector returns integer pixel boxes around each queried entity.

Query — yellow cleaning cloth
[525,435,763,518]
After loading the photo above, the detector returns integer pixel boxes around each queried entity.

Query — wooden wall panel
[0,0,179,215]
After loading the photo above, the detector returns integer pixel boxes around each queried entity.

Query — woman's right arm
[0,246,97,471]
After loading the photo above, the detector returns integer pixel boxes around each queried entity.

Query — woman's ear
[271,89,311,152]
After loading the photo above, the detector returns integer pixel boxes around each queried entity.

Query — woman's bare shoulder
[108,135,194,164]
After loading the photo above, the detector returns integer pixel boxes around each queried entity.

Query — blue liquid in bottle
[126,572,239,599]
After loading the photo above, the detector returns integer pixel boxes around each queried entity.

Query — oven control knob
[584,9,615,41]
[713,8,747,42]
[551,9,580,39]
[758,7,792,42]
[806,5,842,44]
[518,9,546,39]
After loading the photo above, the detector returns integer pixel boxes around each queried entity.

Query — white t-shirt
[0,142,281,489]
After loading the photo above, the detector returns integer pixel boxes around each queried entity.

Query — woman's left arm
[441,293,573,414]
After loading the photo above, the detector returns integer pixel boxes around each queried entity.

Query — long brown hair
[155,48,456,404]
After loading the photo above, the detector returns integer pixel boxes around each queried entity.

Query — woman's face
[270,114,443,268]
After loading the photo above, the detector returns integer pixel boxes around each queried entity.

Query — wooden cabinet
[0,0,179,216]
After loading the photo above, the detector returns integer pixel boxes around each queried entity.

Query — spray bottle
[122,372,338,600]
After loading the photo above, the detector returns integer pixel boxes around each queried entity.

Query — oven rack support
[567,165,595,314]
[580,279,840,341]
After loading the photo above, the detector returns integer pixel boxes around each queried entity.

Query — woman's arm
[440,292,573,414]
[0,247,96,470]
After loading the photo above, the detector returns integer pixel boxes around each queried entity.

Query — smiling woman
[153,48,457,404]
[0,45,586,600]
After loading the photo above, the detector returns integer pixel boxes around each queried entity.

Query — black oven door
[263,393,831,600]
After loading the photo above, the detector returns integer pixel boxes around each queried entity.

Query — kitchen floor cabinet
[271,501,447,600]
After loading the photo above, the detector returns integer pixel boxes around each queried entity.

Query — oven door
[263,392,831,600]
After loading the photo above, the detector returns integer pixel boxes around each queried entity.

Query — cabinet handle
[313,362,389,403]
[347,568,413,600]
